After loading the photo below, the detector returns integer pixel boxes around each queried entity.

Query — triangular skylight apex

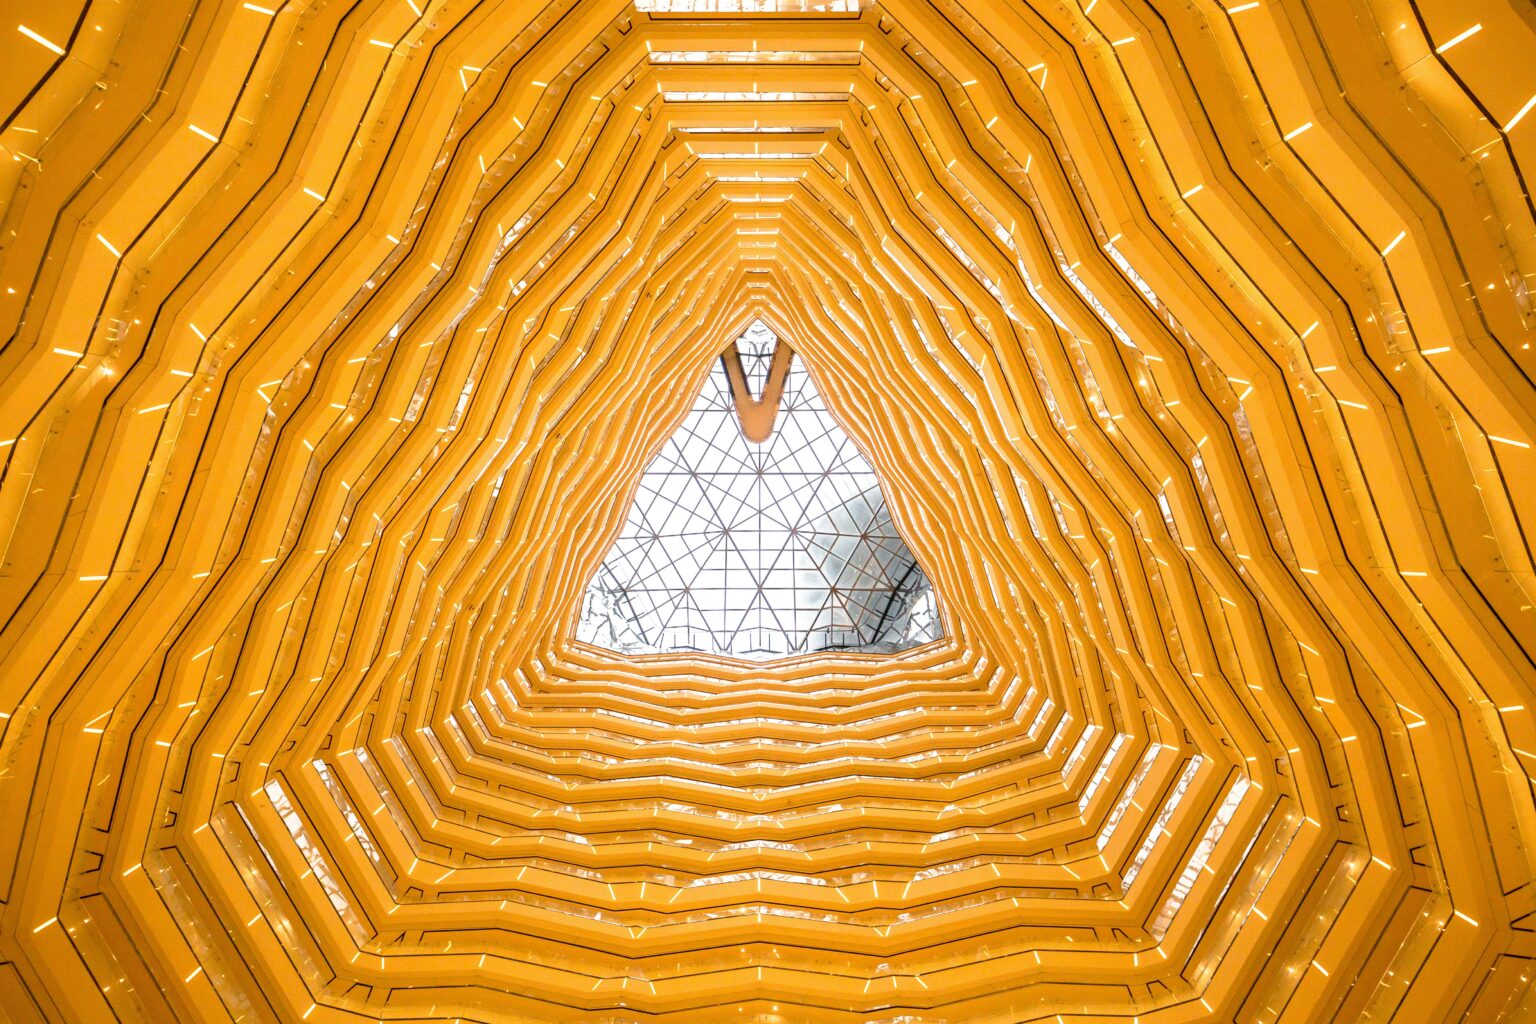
[577,319,941,660]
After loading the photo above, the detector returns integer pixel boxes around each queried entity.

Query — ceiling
[0,0,1534,1021]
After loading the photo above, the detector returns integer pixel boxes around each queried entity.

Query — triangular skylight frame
[576,317,942,660]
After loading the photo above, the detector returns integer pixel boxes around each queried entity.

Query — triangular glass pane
[576,319,943,660]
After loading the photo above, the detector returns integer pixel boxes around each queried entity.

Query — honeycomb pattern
[1,0,1534,1021]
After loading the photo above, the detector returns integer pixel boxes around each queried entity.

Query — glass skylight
[577,320,940,660]
[636,0,859,11]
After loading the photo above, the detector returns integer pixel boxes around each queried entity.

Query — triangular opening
[577,318,943,660]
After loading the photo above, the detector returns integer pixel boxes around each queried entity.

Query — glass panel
[577,320,941,659]
[636,0,858,11]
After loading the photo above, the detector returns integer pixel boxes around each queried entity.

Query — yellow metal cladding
[0,0,1533,1020]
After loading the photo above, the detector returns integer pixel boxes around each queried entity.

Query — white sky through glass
[577,320,940,659]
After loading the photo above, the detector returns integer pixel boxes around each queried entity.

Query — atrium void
[1,1,1533,1022]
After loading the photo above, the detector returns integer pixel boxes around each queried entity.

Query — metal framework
[578,320,940,659]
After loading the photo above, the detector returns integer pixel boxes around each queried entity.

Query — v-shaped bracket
[721,334,794,443]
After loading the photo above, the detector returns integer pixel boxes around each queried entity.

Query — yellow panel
[0,0,1533,1021]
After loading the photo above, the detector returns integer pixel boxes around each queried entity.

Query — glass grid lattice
[577,321,941,659]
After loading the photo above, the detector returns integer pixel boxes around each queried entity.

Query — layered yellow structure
[2,0,1535,1020]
